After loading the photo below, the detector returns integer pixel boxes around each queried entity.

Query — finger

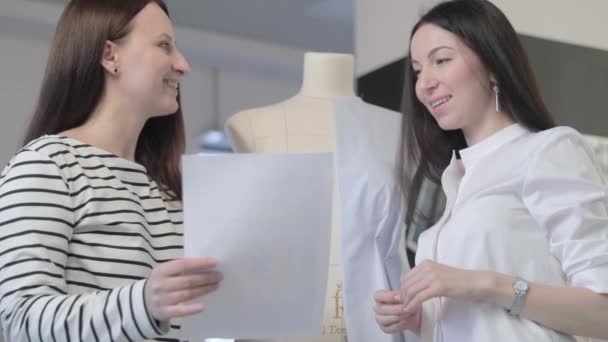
[159,258,219,276]
[404,287,436,313]
[401,275,430,308]
[160,302,206,320]
[401,264,425,288]
[383,318,411,333]
[374,303,408,316]
[158,283,220,306]
[159,272,223,292]
[375,313,404,327]
[146,271,222,295]
[374,290,402,304]
[402,259,436,284]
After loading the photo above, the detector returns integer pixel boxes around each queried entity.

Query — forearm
[0,279,163,341]
[477,272,608,338]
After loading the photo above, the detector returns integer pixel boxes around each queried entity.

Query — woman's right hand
[374,290,421,335]
[145,257,223,321]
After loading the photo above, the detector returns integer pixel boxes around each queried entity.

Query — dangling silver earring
[492,84,500,112]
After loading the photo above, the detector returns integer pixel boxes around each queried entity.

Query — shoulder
[523,126,603,181]
[2,135,100,181]
[225,103,284,152]
[514,126,593,163]
[2,136,71,172]
[225,103,285,131]
[528,126,597,161]
[527,126,588,150]
[0,136,74,188]
[21,135,81,165]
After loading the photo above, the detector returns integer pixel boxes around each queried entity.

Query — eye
[159,41,172,52]
[412,68,421,78]
[436,58,451,65]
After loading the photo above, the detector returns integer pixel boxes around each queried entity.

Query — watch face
[514,280,528,292]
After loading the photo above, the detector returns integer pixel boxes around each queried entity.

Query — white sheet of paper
[180,153,333,341]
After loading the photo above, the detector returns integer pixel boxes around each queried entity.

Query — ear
[101,40,120,74]
[489,73,498,86]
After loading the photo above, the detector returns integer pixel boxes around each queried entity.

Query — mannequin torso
[225,52,354,342]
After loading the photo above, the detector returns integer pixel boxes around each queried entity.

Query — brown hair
[400,0,556,225]
[24,0,185,200]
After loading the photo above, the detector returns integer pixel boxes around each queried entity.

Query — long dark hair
[24,0,185,200]
[401,0,555,224]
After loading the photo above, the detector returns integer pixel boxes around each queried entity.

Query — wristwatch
[508,276,529,316]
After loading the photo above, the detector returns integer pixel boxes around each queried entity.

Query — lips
[164,78,179,90]
[430,95,452,108]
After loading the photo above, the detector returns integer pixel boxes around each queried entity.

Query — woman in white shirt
[373,0,608,341]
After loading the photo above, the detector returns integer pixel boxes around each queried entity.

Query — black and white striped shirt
[0,135,183,341]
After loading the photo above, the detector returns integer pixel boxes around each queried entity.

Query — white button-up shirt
[415,124,608,342]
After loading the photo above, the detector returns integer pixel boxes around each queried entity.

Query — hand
[401,260,486,313]
[374,290,421,334]
[145,257,223,321]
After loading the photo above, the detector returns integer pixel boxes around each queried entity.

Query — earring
[492,84,500,112]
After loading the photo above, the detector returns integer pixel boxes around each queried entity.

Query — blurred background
[0,0,354,158]
[1,0,607,160]
[1,0,607,340]
[2,0,608,267]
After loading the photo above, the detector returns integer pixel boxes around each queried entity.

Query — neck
[463,111,515,146]
[298,52,356,98]
[63,92,146,161]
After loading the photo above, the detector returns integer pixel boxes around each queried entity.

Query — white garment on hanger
[333,97,416,342]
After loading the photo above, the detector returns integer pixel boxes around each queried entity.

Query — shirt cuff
[570,267,608,294]
[130,279,168,338]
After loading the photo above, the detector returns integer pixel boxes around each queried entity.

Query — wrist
[470,271,502,302]
[477,272,517,309]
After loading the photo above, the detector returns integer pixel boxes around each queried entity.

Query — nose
[416,69,439,94]
[173,50,191,76]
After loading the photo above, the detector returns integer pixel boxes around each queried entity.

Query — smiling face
[107,3,190,118]
[410,23,496,135]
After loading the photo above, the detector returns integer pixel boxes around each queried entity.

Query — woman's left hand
[400,260,491,313]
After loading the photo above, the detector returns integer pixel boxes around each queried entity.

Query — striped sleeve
[0,149,164,342]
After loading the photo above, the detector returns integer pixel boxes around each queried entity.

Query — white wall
[0,33,50,164]
[0,0,305,163]
[218,70,300,124]
[490,0,608,52]
[179,65,216,153]
[355,0,442,76]
[355,0,608,76]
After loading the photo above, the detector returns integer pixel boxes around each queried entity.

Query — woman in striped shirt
[0,1,222,341]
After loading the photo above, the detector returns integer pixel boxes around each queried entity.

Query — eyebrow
[157,33,175,42]
[411,45,454,65]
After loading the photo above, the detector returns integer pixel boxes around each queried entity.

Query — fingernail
[394,294,401,301]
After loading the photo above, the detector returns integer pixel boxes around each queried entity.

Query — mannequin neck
[298,52,356,99]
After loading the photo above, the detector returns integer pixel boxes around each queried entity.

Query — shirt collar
[458,123,530,170]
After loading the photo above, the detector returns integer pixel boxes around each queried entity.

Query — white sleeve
[522,128,608,293]
[0,149,164,341]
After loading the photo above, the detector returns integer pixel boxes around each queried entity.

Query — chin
[157,101,179,117]
[150,107,178,118]
[435,117,458,131]
[167,103,179,114]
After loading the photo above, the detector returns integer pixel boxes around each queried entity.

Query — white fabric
[333,97,417,342]
[416,124,608,342]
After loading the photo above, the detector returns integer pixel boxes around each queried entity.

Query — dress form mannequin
[225,52,355,154]
[225,52,355,342]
